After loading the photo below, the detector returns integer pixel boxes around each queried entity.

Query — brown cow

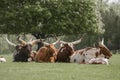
[34,44,58,63]
[56,43,74,62]
[55,34,86,63]
[27,36,60,63]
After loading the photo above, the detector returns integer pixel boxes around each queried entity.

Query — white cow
[70,48,109,64]
[70,39,112,65]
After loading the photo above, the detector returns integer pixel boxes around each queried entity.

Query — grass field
[0,54,120,80]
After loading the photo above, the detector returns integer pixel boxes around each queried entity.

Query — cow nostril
[74,59,76,62]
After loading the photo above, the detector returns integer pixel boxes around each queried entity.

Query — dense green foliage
[0,0,104,35]
[100,2,120,50]
[0,0,120,51]
[0,54,120,80]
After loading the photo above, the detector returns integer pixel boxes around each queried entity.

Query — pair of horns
[59,33,86,45]
[44,34,60,45]
[6,36,41,46]
[17,36,42,46]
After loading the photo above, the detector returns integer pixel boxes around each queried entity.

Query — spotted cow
[70,39,112,64]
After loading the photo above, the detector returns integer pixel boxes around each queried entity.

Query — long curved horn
[59,33,86,45]
[52,39,60,45]
[5,36,16,46]
[101,38,104,45]
[99,38,105,47]
[70,33,86,45]
[28,38,33,43]
[71,39,82,45]
[30,39,42,46]
[43,42,50,46]
[17,36,26,45]
[59,40,68,44]
[52,35,61,45]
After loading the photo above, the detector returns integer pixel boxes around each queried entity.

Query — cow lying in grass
[6,36,41,62]
[34,44,58,63]
[70,39,112,65]
[28,39,59,63]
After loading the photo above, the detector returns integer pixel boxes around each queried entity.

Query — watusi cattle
[70,38,112,64]
[6,36,41,62]
[21,35,60,63]
[34,43,58,63]
[56,43,74,62]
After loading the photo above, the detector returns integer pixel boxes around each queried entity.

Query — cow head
[98,38,112,59]
[56,43,74,62]
[6,36,41,62]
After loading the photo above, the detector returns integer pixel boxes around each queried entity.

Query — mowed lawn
[0,54,120,80]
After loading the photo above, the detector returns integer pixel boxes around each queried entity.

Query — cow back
[35,44,57,62]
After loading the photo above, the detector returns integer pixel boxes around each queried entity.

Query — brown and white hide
[70,47,107,64]
[88,57,109,65]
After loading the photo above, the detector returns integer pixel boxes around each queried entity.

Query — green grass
[0,54,120,80]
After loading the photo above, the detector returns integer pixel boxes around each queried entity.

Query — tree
[100,2,120,50]
[0,0,104,50]
[0,0,104,34]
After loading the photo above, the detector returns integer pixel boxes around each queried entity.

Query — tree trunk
[32,33,46,51]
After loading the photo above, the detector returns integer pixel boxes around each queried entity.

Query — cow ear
[52,39,60,45]
[52,34,61,45]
